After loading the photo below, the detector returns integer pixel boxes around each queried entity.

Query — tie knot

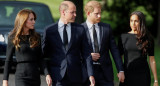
[92,24,95,28]
[64,24,67,28]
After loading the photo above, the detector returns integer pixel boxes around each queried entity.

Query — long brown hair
[130,11,153,55]
[9,9,40,50]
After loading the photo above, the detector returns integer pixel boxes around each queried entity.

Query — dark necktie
[63,24,68,50]
[93,24,99,53]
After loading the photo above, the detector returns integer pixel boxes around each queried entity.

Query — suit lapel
[83,22,92,46]
[98,23,104,52]
[66,23,75,52]
[54,22,66,52]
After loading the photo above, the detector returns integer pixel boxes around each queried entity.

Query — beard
[94,18,101,23]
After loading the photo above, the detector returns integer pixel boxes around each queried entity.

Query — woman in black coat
[2,9,52,86]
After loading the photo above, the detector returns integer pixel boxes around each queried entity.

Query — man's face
[89,7,101,24]
[64,5,76,23]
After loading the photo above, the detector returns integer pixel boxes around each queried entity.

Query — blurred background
[0,0,159,86]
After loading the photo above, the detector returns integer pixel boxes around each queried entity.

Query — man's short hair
[84,1,101,14]
[59,3,69,12]
[59,1,75,12]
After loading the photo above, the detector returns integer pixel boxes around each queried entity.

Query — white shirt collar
[58,19,71,29]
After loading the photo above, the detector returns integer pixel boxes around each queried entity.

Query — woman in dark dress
[118,11,158,86]
[2,9,52,86]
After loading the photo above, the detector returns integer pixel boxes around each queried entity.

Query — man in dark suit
[42,1,95,86]
[82,1,125,86]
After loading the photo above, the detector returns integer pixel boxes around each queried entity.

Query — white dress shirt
[58,20,71,43]
[86,20,101,52]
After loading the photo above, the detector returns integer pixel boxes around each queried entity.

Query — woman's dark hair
[130,11,153,55]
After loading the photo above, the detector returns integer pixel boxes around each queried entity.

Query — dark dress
[3,35,48,86]
[118,33,154,86]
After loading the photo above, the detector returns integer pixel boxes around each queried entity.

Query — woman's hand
[2,80,8,86]
[153,81,159,86]
[46,75,52,86]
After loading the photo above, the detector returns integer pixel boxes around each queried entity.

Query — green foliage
[131,6,154,26]
[101,11,117,29]
[106,0,114,7]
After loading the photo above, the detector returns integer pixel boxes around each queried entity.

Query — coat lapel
[98,23,104,52]
[66,23,75,52]
[83,22,92,46]
[54,22,66,53]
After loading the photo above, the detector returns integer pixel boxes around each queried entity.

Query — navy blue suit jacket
[82,22,124,81]
[42,22,93,83]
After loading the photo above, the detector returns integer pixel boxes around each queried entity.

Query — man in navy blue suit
[82,1,125,86]
[42,1,95,86]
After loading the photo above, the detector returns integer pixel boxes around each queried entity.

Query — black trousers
[93,65,114,86]
[52,72,82,86]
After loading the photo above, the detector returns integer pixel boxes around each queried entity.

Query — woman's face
[130,14,140,31]
[24,13,35,30]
